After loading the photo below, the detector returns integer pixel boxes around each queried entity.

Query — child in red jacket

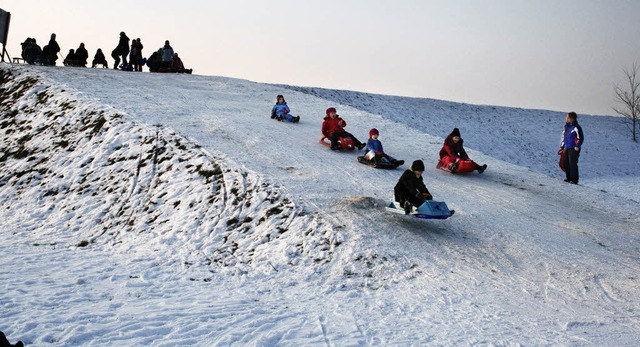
[321,107,365,150]
[438,128,487,174]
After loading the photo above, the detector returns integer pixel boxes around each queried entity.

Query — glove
[338,119,346,127]
[420,193,433,201]
[283,109,288,114]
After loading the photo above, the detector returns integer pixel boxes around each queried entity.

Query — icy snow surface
[1,64,639,346]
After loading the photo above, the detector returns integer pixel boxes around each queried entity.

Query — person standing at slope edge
[559,111,584,184]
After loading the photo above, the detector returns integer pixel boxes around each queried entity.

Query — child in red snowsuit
[438,128,487,174]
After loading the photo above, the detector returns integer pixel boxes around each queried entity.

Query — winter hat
[276,94,285,102]
[451,128,461,138]
[326,107,337,115]
[369,128,379,137]
[411,160,425,171]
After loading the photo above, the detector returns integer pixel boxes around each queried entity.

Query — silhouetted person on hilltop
[75,42,89,67]
[171,52,192,73]
[111,31,130,69]
[42,33,61,66]
[130,38,144,72]
[146,48,162,72]
[92,48,108,68]
[63,49,77,66]
[161,40,173,69]
[21,37,42,64]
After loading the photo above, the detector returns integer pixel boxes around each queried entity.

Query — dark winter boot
[477,164,487,174]
[404,201,412,215]
[450,161,460,173]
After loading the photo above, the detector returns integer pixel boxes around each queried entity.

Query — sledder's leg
[329,133,341,150]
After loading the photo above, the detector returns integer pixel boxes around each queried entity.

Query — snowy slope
[1,64,639,346]
[276,84,640,202]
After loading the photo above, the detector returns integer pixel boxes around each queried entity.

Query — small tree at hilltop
[613,63,640,142]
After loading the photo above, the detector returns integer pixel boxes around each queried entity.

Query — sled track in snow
[0,69,343,277]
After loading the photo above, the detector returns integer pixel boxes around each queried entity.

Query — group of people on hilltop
[19,32,191,73]
[20,33,60,66]
[146,40,192,74]
[271,94,585,214]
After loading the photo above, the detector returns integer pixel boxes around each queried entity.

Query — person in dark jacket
[63,49,77,66]
[112,31,130,69]
[146,49,162,72]
[43,33,60,65]
[394,160,433,214]
[438,128,487,173]
[130,38,144,71]
[321,107,365,150]
[559,111,584,184]
[74,42,89,67]
[92,48,108,68]
[21,38,42,64]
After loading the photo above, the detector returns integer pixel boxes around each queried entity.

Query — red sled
[436,158,477,173]
[558,151,565,172]
[319,136,355,151]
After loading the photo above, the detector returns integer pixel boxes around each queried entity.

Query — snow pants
[330,131,362,149]
[438,156,479,173]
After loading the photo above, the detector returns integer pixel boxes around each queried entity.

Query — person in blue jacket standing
[559,111,584,184]
[270,95,300,123]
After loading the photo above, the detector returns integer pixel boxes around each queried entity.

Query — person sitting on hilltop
[21,38,42,65]
[271,94,300,123]
[92,48,108,68]
[75,43,89,67]
[437,127,487,174]
[146,49,162,72]
[170,52,192,73]
[63,49,77,66]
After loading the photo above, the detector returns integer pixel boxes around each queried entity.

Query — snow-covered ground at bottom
[1,64,639,346]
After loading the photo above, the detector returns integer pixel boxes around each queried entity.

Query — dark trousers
[394,187,424,207]
[329,131,362,148]
[563,148,580,183]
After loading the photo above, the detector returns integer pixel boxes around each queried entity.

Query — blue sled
[386,200,455,220]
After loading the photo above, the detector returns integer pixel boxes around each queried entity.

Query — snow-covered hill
[1,64,639,346]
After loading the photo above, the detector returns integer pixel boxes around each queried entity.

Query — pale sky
[2,0,639,115]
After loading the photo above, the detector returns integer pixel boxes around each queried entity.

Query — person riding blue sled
[271,95,300,123]
[358,128,404,169]
[387,160,455,219]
